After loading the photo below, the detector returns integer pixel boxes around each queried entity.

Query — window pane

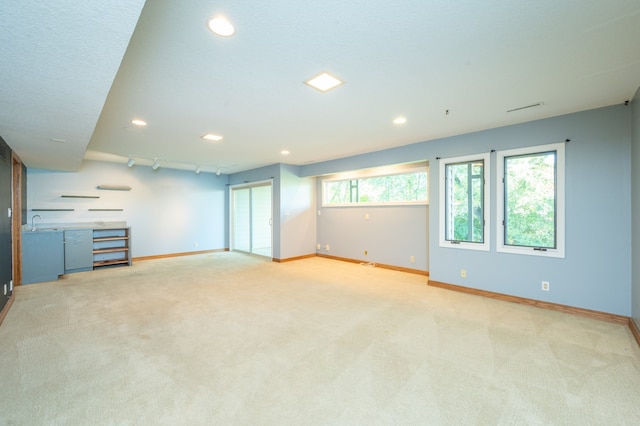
[504,151,556,248]
[358,172,427,203]
[445,160,484,243]
[323,170,428,205]
[324,180,352,204]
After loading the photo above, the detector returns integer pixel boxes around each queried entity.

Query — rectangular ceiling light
[305,72,344,92]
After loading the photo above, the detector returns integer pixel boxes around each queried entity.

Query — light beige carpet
[1,252,639,425]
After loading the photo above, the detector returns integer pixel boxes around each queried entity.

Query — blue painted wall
[631,87,640,326]
[316,202,428,271]
[27,161,228,257]
[22,103,636,316]
[302,105,632,315]
[228,163,317,260]
[279,164,317,260]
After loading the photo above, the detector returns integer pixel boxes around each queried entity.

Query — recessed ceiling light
[208,16,235,37]
[202,133,223,142]
[281,150,290,155]
[305,72,344,92]
[131,119,147,126]
[393,116,407,125]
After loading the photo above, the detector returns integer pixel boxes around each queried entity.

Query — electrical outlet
[194,242,198,247]
[317,243,321,250]
[542,281,550,291]
[460,269,467,278]
[9,280,13,292]
[3,284,6,296]
[325,244,330,251]
[365,213,369,220]
[410,256,415,263]
[364,250,368,256]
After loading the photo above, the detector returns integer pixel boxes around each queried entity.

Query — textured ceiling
[2,1,640,174]
[0,1,145,170]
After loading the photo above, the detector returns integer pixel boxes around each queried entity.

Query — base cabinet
[22,231,64,284]
[93,228,131,269]
[64,229,93,273]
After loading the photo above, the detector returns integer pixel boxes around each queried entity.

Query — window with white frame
[496,142,565,258]
[439,153,490,251]
[322,164,428,206]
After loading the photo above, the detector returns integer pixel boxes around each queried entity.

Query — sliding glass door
[231,181,272,258]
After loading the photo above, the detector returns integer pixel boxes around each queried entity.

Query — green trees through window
[440,144,564,257]
[497,143,565,258]
[445,160,485,243]
[439,153,490,251]
[323,169,427,205]
[504,151,557,248]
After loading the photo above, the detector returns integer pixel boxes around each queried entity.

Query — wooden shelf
[93,247,129,254]
[93,259,130,267]
[93,236,129,242]
[93,227,131,269]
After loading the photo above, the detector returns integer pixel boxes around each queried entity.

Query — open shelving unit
[93,227,131,269]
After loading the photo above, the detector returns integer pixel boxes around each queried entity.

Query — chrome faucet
[31,214,41,232]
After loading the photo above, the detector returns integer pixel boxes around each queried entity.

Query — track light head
[127,158,135,168]
[152,160,160,170]
[195,166,201,174]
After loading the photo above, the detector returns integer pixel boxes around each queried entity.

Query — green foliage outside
[326,180,352,204]
[504,152,556,248]
[324,171,427,205]
[446,161,484,242]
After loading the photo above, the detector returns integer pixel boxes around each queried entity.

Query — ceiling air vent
[507,102,544,113]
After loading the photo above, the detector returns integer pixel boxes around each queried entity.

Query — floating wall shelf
[61,195,100,199]
[97,185,131,191]
[88,209,124,212]
[31,209,75,211]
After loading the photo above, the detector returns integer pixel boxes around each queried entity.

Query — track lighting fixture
[216,168,221,176]
[127,158,135,168]
[152,160,160,170]
[195,166,201,174]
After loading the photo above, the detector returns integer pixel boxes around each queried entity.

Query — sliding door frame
[229,179,273,260]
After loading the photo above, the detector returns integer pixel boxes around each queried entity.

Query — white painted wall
[27,160,227,257]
